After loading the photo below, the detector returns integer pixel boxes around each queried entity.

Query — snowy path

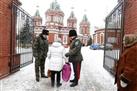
[0,47,117,91]
[81,47,117,91]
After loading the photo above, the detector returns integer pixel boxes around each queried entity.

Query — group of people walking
[33,29,83,87]
[33,28,137,90]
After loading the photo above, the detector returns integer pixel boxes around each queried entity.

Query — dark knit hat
[69,29,77,37]
[42,29,49,35]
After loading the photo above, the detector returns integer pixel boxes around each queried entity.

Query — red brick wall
[0,0,13,77]
[0,0,21,78]
[124,0,137,34]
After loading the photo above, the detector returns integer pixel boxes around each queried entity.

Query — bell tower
[67,7,77,29]
[33,6,42,26]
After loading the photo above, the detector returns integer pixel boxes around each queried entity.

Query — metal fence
[12,3,34,68]
[103,2,124,75]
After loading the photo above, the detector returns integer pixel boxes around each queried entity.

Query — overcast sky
[21,0,118,35]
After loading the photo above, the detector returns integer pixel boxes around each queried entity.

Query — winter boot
[70,82,78,87]
[70,79,75,82]
[57,83,62,87]
[36,78,40,82]
[41,74,48,78]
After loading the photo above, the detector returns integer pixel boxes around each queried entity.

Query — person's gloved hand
[120,80,128,88]
[120,74,128,88]
[65,62,69,64]
[65,53,69,57]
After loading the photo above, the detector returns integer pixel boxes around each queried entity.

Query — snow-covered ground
[81,46,117,91]
[0,46,117,91]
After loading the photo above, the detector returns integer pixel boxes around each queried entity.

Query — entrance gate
[103,2,124,75]
[10,2,34,72]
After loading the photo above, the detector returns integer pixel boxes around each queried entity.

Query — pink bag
[62,63,71,82]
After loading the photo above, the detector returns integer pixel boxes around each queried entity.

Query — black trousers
[72,61,82,83]
[50,70,61,86]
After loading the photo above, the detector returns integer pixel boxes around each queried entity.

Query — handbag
[62,63,71,82]
[47,69,51,77]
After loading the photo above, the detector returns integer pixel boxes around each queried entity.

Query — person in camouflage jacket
[65,29,83,87]
[33,29,49,82]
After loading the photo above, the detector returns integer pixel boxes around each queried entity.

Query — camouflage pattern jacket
[67,38,83,62]
[33,34,49,59]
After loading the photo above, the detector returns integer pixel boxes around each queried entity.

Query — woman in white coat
[47,38,67,87]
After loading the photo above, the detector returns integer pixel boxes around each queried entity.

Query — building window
[108,37,116,43]
[54,34,58,41]
[100,33,104,45]
[57,17,59,23]
[63,35,67,44]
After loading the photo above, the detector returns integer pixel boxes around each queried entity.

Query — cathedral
[33,0,90,47]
